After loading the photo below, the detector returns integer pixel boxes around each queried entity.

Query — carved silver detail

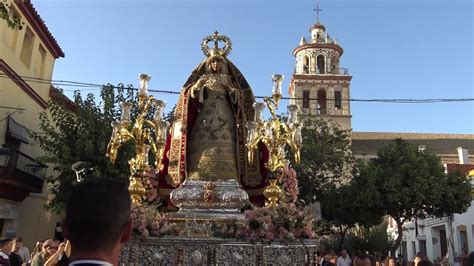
[169,179,249,221]
[120,238,319,265]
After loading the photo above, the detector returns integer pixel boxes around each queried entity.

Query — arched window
[334,91,342,110]
[303,56,310,74]
[317,89,327,115]
[317,55,325,74]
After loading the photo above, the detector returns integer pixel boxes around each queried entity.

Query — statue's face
[211,60,221,72]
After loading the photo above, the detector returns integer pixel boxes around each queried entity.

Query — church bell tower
[288,10,352,130]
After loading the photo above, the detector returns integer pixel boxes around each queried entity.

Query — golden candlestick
[106,74,168,205]
[246,74,302,206]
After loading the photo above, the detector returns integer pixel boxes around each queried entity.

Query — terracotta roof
[352,132,474,140]
[49,86,76,110]
[446,164,474,176]
[352,131,474,158]
[15,0,64,58]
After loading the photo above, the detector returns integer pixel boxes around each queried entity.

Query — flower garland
[235,203,316,242]
[130,204,187,240]
[281,165,299,204]
[130,165,316,242]
[143,168,159,204]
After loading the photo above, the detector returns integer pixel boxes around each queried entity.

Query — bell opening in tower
[303,56,310,74]
[317,55,325,74]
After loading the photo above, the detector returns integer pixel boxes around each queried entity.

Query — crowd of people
[1,176,473,265]
[316,249,474,266]
[0,178,132,266]
[0,235,71,265]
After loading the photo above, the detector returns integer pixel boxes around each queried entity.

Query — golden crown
[201,31,232,58]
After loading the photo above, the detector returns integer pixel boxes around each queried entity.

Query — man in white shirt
[63,178,132,266]
[337,249,352,266]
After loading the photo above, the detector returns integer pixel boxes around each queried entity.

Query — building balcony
[294,67,350,75]
[0,148,47,201]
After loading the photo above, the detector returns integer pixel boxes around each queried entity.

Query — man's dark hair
[64,178,131,252]
[417,260,433,266]
[355,253,375,266]
[464,252,474,266]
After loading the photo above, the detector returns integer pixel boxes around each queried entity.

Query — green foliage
[295,118,354,203]
[345,222,394,255]
[30,85,136,213]
[316,168,384,250]
[0,1,23,30]
[294,118,384,249]
[359,138,471,252]
[320,179,383,229]
[319,222,394,255]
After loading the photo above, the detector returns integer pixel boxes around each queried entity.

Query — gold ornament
[246,74,302,206]
[263,179,283,207]
[129,176,146,205]
[201,31,232,58]
[106,74,168,205]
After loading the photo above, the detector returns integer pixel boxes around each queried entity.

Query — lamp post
[246,74,302,206]
[106,74,168,204]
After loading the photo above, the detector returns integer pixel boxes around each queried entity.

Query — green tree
[1,0,23,29]
[30,85,136,212]
[294,118,383,249]
[345,222,394,255]
[318,168,384,250]
[359,138,471,253]
[295,118,354,203]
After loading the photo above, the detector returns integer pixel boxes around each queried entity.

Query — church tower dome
[293,20,344,75]
[288,6,353,130]
[309,21,326,39]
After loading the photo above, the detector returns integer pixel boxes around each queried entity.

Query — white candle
[272,74,284,96]
[138,74,151,96]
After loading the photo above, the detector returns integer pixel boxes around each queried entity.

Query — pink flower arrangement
[236,203,316,242]
[130,204,187,239]
[130,165,314,242]
[143,168,159,203]
[281,166,299,203]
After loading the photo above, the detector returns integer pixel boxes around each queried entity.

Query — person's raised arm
[44,242,65,266]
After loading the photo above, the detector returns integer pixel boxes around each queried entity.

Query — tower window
[302,90,310,109]
[317,55,325,74]
[335,91,342,110]
[20,27,35,67]
[317,89,326,115]
[303,56,309,74]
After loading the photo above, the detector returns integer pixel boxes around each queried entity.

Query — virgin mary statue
[159,32,268,217]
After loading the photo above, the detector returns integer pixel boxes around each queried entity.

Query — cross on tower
[313,1,323,22]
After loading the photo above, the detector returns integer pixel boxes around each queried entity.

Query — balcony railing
[0,148,47,199]
[294,67,350,75]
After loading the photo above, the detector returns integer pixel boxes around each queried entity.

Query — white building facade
[398,149,474,263]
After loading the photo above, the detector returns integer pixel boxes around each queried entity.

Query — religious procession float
[106,32,318,265]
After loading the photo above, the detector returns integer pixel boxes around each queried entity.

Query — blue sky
[34,0,473,133]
